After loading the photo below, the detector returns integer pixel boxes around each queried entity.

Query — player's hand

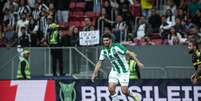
[137,62,144,68]
[91,73,96,83]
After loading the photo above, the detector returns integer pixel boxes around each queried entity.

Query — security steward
[128,59,142,80]
[48,23,64,76]
[17,49,31,80]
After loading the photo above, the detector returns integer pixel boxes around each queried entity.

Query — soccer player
[187,40,201,84]
[91,33,144,101]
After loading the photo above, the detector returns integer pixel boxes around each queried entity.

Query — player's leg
[121,86,129,96]
[119,72,139,101]
[108,82,118,101]
[108,71,118,101]
[192,69,201,84]
[191,73,197,84]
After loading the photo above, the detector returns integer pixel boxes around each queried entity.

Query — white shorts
[108,70,130,86]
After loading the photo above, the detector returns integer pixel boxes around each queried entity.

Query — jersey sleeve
[99,50,105,61]
[115,43,127,55]
[193,51,201,67]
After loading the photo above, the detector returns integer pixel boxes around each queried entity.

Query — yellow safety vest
[141,0,153,9]
[128,60,138,79]
[17,58,30,79]
[49,30,59,45]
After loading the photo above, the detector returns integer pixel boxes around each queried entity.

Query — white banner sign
[79,30,100,46]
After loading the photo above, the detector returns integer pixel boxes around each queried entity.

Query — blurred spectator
[178,0,188,12]
[3,8,16,28]
[3,25,18,47]
[164,0,177,16]
[148,9,161,33]
[188,0,201,17]
[71,27,80,46]
[54,0,70,24]
[110,0,119,17]
[121,32,136,46]
[18,26,30,47]
[17,0,31,19]
[96,7,113,34]
[140,0,153,17]
[165,9,176,27]
[83,17,95,31]
[174,17,187,38]
[36,0,49,12]
[0,0,200,47]
[16,13,29,38]
[61,29,72,47]
[0,24,6,47]
[191,9,201,27]
[120,1,134,33]
[142,36,155,46]
[160,15,171,41]
[117,0,129,14]
[27,0,35,8]
[185,18,195,31]
[93,0,101,12]
[48,3,55,19]
[102,0,113,20]
[176,8,187,20]
[134,16,151,40]
[28,16,40,47]
[32,3,40,21]
[113,15,127,42]
[189,26,201,44]
[38,10,49,42]
[168,27,186,45]
[0,0,6,23]
[3,0,18,13]
[0,24,4,38]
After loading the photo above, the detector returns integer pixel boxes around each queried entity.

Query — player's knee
[108,87,115,95]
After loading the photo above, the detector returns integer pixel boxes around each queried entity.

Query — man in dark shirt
[187,40,201,84]
[19,27,30,47]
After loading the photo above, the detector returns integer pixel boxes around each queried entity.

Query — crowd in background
[0,0,200,47]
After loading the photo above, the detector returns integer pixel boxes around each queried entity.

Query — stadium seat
[85,12,96,17]
[75,2,85,9]
[68,21,80,28]
[148,33,161,39]
[151,39,162,45]
[69,11,85,21]
[71,11,84,17]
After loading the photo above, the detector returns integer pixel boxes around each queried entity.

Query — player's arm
[91,60,103,82]
[126,50,144,68]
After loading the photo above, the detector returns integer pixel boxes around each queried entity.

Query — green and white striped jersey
[99,43,129,73]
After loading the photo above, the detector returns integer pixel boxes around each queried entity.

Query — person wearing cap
[48,22,64,76]
[17,49,31,79]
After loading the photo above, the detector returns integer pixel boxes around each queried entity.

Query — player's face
[102,37,112,47]
[188,42,194,54]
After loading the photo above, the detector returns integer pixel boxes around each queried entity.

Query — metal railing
[0,47,194,79]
